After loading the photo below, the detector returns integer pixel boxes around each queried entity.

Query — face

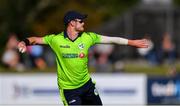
[72,19,85,32]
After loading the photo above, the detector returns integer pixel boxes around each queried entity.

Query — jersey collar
[63,30,82,42]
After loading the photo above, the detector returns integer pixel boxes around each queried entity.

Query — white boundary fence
[0,73,147,105]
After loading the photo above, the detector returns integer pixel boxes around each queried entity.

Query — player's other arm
[101,35,149,48]
[17,37,44,53]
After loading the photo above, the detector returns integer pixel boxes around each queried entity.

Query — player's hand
[17,41,27,53]
[129,39,149,48]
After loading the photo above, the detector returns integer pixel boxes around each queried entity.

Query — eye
[74,20,84,23]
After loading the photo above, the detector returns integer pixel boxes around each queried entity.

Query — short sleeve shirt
[43,32,101,89]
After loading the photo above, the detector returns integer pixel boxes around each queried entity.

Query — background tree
[0,0,139,54]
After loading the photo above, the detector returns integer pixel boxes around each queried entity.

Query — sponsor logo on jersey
[62,53,78,58]
[60,45,70,48]
[79,52,85,58]
[62,53,86,58]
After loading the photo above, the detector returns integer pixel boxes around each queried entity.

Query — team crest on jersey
[78,43,85,50]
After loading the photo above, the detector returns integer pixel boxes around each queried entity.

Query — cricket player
[17,11,149,106]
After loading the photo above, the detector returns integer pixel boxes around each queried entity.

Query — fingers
[142,39,148,46]
[141,39,149,48]
[17,42,27,53]
[135,39,149,48]
[18,47,26,53]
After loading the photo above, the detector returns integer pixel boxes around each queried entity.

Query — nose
[82,22,84,25]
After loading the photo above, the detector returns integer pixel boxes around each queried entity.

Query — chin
[79,28,84,32]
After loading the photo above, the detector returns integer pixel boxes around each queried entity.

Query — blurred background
[0,0,180,105]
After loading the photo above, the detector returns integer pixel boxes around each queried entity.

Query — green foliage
[174,0,180,6]
[0,0,139,54]
[0,0,139,35]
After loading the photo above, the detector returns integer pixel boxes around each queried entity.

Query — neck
[66,27,79,41]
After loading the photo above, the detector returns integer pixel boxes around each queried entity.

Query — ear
[69,20,76,27]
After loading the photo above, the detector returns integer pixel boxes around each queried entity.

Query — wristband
[22,38,30,45]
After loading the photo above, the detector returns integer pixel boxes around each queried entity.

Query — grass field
[0,60,180,76]
[123,60,180,76]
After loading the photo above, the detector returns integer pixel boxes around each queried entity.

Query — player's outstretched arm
[101,35,149,48]
[17,37,44,53]
[127,39,149,48]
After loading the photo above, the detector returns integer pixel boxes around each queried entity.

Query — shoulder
[49,32,64,37]
[44,32,63,39]
[43,32,64,44]
[82,32,101,38]
[83,32,98,35]
[81,32,101,44]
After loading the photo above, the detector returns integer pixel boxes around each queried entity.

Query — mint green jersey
[43,32,101,89]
